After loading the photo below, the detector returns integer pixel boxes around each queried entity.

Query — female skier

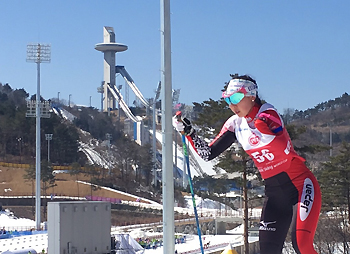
[173,74,321,254]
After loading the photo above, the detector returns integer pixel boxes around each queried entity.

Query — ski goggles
[223,92,245,105]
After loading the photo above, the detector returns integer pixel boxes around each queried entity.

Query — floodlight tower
[26,43,51,231]
[95,27,128,112]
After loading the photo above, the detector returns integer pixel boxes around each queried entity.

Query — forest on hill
[1,79,349,167]
[283,92,350,167]
[0,82,156,200]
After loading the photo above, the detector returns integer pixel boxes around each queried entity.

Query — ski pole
[181,133,205,254]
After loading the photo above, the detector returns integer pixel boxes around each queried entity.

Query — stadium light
[26,43,51,231]
[45,134,53,162]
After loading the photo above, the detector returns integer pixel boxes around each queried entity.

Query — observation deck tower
[95,26,127,112]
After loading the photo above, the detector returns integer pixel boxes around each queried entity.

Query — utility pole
[243,164,249,254]
[69,94,72,108]
[97,82,104,112]
[161,0,175,253]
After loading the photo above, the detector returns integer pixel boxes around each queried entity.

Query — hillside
[286,102,350,170]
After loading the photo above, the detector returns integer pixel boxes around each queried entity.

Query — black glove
[182,117,195,136]
[173,112,195,136]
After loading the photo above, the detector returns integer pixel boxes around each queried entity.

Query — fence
[0,233,47,253]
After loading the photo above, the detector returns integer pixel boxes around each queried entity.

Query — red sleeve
[255,110,283,135]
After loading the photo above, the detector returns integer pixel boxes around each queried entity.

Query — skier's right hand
[173,115,184,132]
[182,117,195,136]
[173,115,195,136]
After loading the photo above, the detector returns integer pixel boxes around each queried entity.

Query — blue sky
[1,1,349,114]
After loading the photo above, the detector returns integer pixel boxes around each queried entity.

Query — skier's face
[229,96,255,117]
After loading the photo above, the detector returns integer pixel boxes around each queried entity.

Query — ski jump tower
[95,27,127,112]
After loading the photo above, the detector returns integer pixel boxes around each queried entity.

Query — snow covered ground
[0,192,258,254]
[124,223,259,254]
[0,210,37,231]
[143,234,256,254]
[0,210,47,253]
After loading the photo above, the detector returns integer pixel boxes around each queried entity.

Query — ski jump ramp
[109,66,207,177]
[107,83,139,123]
[116,66,150,108]
[105,66,149,123]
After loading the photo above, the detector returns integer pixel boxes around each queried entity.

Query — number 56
[251,149,274,163]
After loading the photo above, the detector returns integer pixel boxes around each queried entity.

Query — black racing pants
[259,170,321,254]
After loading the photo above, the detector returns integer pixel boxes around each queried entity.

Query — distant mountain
[282,92,350,170]
[283,92,350,123]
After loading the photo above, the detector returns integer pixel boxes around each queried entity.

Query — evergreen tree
[0,83,81,164]
[23,161,56,194]
[135,143,153,186]
[192,98,232,138]
[319,142,350,220]
[70,162,82,197]
[318,142,350,253]
[52,123,79,164]
[114,136,137,191]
